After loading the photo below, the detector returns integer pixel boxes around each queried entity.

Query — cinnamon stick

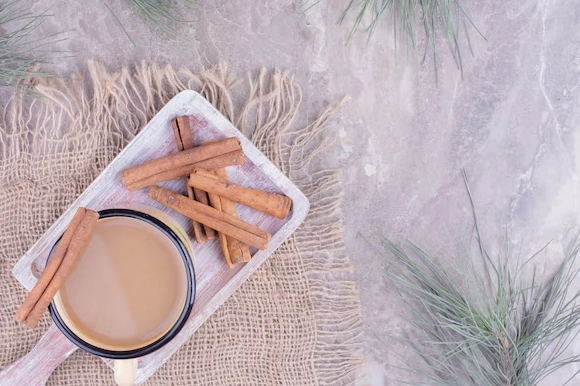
[121,137,242,188]
[202,168,252,264]
[188,170,292,219]
[205,182,233,267]
[149,186,270,250]
[172,116,195,153]
[15,207,87,323]
[192,187,217,240]
[172,117,208,243]
[187,186,208,243]
[23,209,99,328]
[126,150,245,191]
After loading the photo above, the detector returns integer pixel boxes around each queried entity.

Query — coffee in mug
[49,209,196,386]
[53,216,188,351]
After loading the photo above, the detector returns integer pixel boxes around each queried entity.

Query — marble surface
[22,0,580,384]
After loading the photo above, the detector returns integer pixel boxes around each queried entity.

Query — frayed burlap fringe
[0,61,363,385]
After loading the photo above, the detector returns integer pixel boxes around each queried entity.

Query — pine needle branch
[387,237,580,385]
[385,174,580,384]
[0,1,61,93]
[103,0,195,45]
[308,0,487,79]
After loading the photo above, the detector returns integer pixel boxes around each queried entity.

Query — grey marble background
[22,0,580,384]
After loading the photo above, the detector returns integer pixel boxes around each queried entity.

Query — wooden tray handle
[0,324,78,386]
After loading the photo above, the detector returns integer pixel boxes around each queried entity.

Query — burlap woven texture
[0,62,363,385]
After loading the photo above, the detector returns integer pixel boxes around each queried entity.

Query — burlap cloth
[0,62,363,385]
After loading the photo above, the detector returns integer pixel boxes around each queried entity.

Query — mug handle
[114,359,137,386]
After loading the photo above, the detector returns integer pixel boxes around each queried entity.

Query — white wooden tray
[1,90,309,385]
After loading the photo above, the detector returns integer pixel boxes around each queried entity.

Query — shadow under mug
[47,208,196,385]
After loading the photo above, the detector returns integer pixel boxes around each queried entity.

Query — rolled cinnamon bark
[15,207,87,323]
[188,170,292,219]
[126,150,245,191]
[192,187,217,240]
[24,209,99,328]
[202,168,252,264]
[205,183,233,267]
[172,117,211,243]
[172,116,195,153]
[187,185,207,243]
[121,137,242,188]
[149,186,270,250]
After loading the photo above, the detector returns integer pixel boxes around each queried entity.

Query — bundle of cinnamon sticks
[15,208,99,328]
[122,115,293,267]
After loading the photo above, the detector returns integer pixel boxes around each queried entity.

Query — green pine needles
[0,1,59,92]
[103,0,195,45]
[0,0,198,92]
[340,0,484,77]
[386,177,580,384]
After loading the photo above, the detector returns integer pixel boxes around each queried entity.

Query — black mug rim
[48,208,196,360]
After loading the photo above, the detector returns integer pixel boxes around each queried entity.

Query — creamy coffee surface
[55,216,188,351]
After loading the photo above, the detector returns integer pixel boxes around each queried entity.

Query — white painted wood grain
[0,325,77,386]
[7,91,310,384]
